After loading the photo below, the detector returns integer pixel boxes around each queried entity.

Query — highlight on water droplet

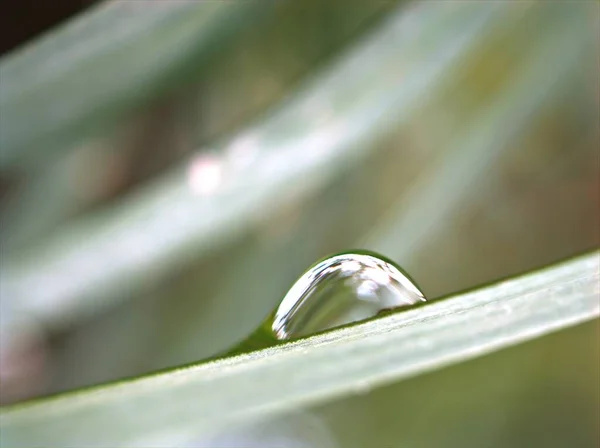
[271,250,426,340]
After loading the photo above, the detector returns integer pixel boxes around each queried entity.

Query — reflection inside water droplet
[271,251,426,340]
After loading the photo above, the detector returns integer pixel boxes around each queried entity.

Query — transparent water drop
[271,250,426,340]
[226,251,426,356]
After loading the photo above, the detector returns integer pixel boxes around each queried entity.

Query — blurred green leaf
[0,0,394,256]
[0,0,273,171]
[0,2,527,329]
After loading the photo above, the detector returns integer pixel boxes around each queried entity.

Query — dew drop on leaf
[226,251,426,356]
[271,250,426,340]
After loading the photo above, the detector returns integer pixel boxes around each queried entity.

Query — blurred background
[0,1,598,447]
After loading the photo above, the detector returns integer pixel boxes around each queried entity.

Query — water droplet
[225,251,426,357]
[271,251,426,340]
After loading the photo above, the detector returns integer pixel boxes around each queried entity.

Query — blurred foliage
[0,0,599,446]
